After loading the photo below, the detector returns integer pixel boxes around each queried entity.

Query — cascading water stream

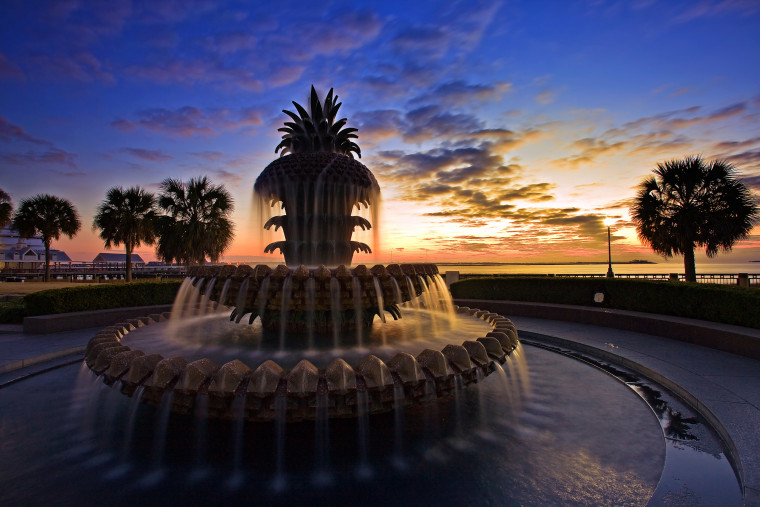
[305,277,316,350]
[329,278,341,349]
[279,274,293,351]
[233,278,249,324]
[352,277,363,347]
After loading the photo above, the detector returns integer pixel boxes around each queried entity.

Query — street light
[603,218,615,278]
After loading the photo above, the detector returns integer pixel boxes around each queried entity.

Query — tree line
[1,177,234,282]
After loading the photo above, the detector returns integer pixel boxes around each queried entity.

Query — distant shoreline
[434,261,657,266]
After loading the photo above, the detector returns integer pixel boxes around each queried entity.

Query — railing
[456,272,760,286]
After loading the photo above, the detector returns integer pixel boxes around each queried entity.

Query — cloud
[120,148,173,162]
[0,148,77,168]
[552,138,628,168]
[126,59,263,92]
[535,89,558,105]
[410,80,512,106]
[112,106,265,137]
[29,52,116,84]
[0,116,51,145]
[0,53,25,81]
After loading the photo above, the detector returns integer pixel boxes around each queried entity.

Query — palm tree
[12,194,81,282]
[156,177,234,265]
[93,186,157,282]
[0,188,12,228]
[631,156,758,282]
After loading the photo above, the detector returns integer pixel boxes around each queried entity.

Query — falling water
[392,384,407,470]
[188,394,210,482]
[200,277,216,314]
[233,278,250,323]
[217,278,232,313]
[372,276,386,324]
[312,392,332,486]
[140,391,175,487]
[256,277,270,324]
[168,278,199,338]
[226,395,247,490]
[492,362,519,414]
[432,274,457,326]
[355,390,373,479]
[279,274,293,351]
[272,395,288,492]
[104,386,145,480]
[390,278,407,342]
[404,276,424,339]
[449,376,470,452]
[305,277,316,350]
[352,277,364,347]
[330,277,341,349]
[417,276,439,336]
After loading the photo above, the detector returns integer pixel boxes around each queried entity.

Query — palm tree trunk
[683,245,697,283]
[43,239,51,282]
[125,244,133,283]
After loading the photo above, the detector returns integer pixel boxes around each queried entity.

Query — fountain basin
[85,306,521,422]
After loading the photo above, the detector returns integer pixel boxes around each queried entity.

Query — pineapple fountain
[83,86,524,422]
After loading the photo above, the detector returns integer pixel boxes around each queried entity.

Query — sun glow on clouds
[0,0,759,264]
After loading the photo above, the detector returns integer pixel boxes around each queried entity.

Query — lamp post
[604,218,614,278]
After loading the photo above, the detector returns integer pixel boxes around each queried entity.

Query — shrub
[0,299,26,323]
[450,277,760,329]
[24,280,183,316]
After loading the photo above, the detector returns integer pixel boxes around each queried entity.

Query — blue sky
[1,0,759,264]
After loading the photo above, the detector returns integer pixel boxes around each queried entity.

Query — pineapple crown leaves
[275,85,361,158]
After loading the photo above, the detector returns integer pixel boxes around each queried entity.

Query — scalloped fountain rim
[84,306,520,422]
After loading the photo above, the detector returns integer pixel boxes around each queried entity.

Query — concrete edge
[517,330,746,501]
[455,299,760,360]
[0,346,86,375]
[23,305,174,334]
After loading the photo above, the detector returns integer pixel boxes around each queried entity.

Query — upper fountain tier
[255,152,379,267]
[254,85,380,268]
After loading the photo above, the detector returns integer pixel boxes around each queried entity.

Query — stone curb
[0,346,86,375]
[455,299,760,360]
[23,305,175,334]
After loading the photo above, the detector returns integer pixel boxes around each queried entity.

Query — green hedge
[0,299,26,323]
[450,277,760,329]
[23,280,183,317]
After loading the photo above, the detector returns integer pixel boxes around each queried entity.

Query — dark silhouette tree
[12,194,81,282]
[93,186,157,282]
[156,177,234,265]
[631,156,758,282]
[0,188,11,228]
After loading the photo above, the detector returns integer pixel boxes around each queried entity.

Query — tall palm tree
[12,194,81,282]
[631,156,758,282]
[0,188,12,228]
[156,177,234,265]
[93,186,157,282]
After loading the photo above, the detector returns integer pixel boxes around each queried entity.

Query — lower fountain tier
[186,263,444,331]
[84,306,520,422]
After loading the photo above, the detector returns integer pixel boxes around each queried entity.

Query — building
[0,226,73,271]
[92,252,146,267]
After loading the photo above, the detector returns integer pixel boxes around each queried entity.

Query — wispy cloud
[120,148,173,162]
[111,106,265,137]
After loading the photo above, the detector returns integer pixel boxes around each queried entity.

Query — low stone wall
[23,304,174,334]
[454,299,760,361]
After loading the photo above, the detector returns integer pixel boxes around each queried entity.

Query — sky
[1,0,759,266]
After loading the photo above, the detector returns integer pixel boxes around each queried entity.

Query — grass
[0,281,101,295]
